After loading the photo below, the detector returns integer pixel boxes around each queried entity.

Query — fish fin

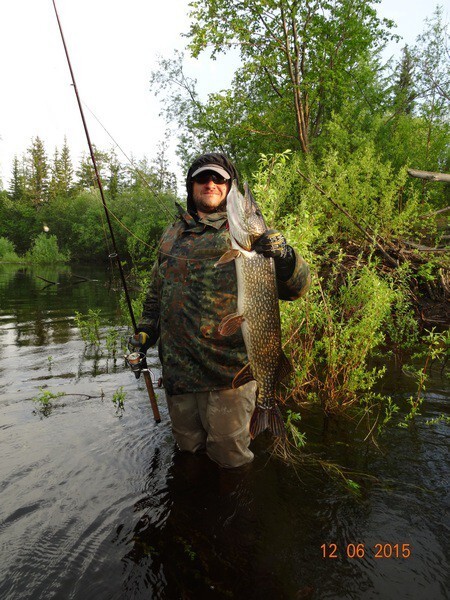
[218,312,245,336]
[277,351,293,381]
[249,405,269,439]
[250,403,286,439]
[215,249,241,267]
[268,404,286,438]
[232,363,254,388]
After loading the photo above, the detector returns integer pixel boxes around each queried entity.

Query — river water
[0,264,448,600]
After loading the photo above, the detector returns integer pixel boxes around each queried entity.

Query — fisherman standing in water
[130,153,310,468]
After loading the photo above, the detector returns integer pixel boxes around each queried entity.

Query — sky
[0,0,445,193]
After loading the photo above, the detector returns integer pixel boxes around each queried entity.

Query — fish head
[227,181,267,251]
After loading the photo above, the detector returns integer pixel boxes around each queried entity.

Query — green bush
[0,237,21,263]
[250,152,434,421]
[26,233,69,264]
[281,265,394,413]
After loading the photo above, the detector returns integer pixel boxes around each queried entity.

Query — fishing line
[81,100,177,221]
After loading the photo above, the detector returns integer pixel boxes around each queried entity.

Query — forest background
[1,0,448,436]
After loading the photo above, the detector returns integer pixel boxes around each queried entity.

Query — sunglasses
[192,172,229,185]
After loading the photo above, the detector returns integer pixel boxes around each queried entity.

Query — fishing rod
[52,0,161,423]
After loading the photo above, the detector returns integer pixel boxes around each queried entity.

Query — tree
[75,146,109,190]
[48,140,74,201]
[412,6,450,168]
[25,136,49,205]
[107,149,124,200]
[58,137,74,195]
[152,0,395,171]
[391,45,416,115]
[8,156,27,202]
[152,139,177,194]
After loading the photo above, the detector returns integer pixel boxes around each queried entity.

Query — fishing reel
[124,351,147,379]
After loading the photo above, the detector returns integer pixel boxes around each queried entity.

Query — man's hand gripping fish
[215,181,292,438]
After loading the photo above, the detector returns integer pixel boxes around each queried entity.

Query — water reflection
[121,450,293,599]
[0,264,119,348]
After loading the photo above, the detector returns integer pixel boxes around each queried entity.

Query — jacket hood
[185,153,239,214]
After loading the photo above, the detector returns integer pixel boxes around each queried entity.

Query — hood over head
[186,153,239,214]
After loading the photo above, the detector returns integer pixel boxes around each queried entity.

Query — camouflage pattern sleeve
[137,260,160,343]
[277,247,311,301]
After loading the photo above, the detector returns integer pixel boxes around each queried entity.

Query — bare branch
[407,168,450,183]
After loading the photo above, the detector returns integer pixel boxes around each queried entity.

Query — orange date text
[321,543,412,559]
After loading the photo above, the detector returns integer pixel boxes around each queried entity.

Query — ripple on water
[0,392,172,600]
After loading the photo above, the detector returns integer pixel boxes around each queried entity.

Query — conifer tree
[59,137,74,195]
[26,136,49,205]
[8,156,27,202]
[107,149,123,200]
[392,46,416,115]
[75,146,108,190]
[48,138,74,200]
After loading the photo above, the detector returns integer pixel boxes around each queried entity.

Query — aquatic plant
[74,309,101,345]
[285,410,306,449]
[400,328,449,427]
[33,388,66,414]
[105,327,120,359]
[112,386,126,412]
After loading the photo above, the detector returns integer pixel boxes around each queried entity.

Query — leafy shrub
[251,152,424,418]
[26,233,69,264]
[0,237,21,262]
[281,266,394,413]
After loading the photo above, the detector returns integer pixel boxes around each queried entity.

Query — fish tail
[269,404,286,438]
[250,403,286,439]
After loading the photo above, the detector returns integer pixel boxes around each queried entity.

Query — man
[131,153,310,468]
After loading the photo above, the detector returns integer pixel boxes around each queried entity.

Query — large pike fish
[215,181,291,438]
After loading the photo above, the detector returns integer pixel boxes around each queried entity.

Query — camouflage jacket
[138,205,310,396]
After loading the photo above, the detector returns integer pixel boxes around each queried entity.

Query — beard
[193,195,227,214]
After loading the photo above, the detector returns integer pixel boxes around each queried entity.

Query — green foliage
[185,0,395,157]
[399,328,449,427]
[33,387,66,413]
[26,233,69,264]
[284,267,394,413]
[105,327,120,359]
[48,138,74,201]
[74,309,102,345]
[0,194,38,255]
[425,414,450,426]
[1,136,178,264]
[377,397,400,433]
[285,410,307,448]
[0,237,21,263]
[250,151,440,426]
[26,136,49,205]
[112,386,126,412]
